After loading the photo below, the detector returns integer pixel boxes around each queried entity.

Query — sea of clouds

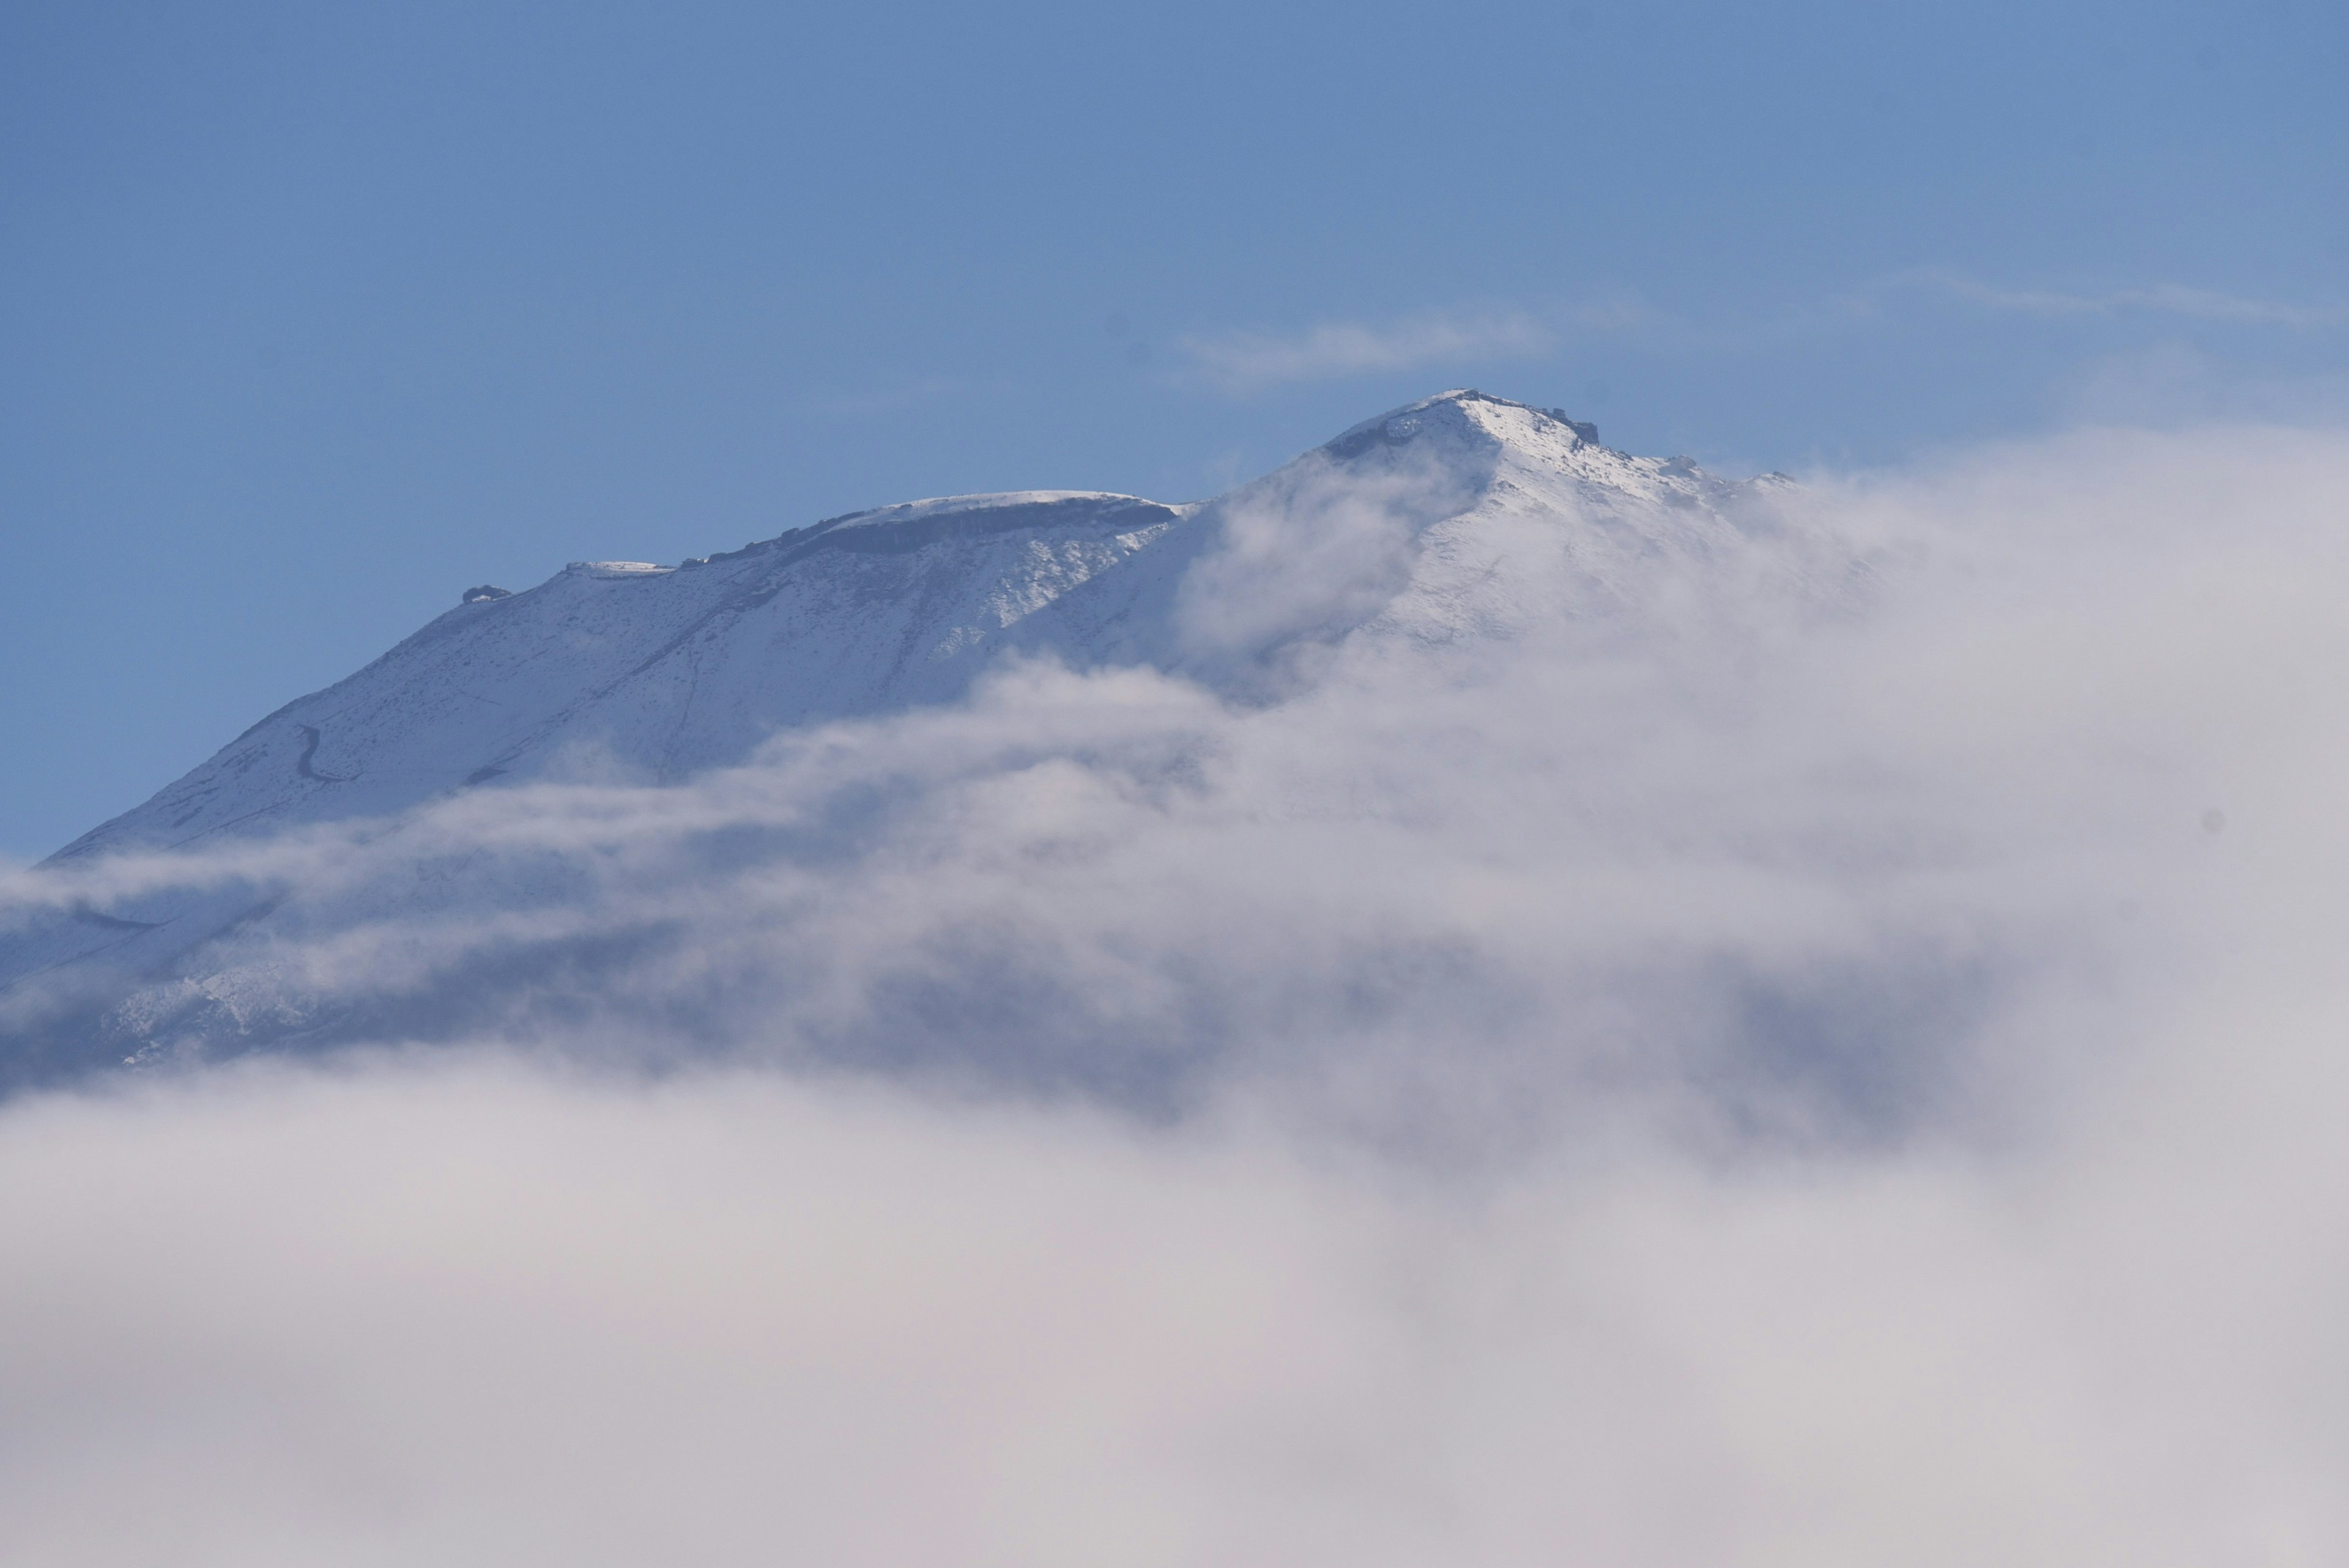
[4,423,2348,1564]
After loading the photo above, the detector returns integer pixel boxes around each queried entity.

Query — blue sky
[3,0,2343,857]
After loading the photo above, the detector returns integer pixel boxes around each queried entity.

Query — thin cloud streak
[1890,267,2349,329]
[1174,272,2345,401]
[1176,302,1657,392]
[798,374,968,417]
[1181,309,1554,391]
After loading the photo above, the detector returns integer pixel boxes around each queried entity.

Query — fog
[4,423,2348,1562]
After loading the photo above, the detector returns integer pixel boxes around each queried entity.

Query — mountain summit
[2,391,1805,1078]
[53,391,1783,864]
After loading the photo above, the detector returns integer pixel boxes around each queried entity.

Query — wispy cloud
[1175,272,2342,396]
[1891,267,2349,329]
[1179,303,1658,393]
[798,375,966,417]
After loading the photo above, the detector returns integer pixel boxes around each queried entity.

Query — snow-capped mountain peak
[1,391,1813,1076]
[48,391,1782,867]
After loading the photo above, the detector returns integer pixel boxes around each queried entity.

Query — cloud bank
[5,1039,2345,1568]
[6,421,2349,1561]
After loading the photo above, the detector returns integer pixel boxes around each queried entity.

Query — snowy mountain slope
[52,391,1790,867]
[56,490,1195,861]
[1,390,1808,1074]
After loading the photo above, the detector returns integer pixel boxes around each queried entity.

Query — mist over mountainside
[0,390,1842,1090]
[12,5,2346,1556]
[11,399,2349,1563]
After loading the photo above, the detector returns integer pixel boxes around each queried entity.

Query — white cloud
[1174,448,1472,663]
[2,1000,2346,1565]
[1894,267,2349,329]
[1179,308,1560,392]
[799,375,967,417]
[1174,273,2345,396]
[9,422,2349,1558]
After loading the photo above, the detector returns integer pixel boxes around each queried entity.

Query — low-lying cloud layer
[6,1042,2343,1568]
[6,422,2349,1562]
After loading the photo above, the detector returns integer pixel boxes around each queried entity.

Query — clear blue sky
[4,0,2343,857]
